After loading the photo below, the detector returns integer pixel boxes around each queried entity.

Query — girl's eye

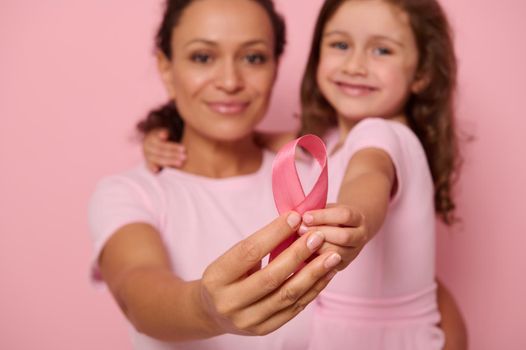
[330,41,349,50]
[372,47,392,56]
[245,53,268,65]
[191,53,212,64]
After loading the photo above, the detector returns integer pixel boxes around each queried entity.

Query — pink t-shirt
[309,118,445,349]
[88,150,313,350]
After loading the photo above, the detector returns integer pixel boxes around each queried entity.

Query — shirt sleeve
[340,118,405,202]
[88,172,159,285]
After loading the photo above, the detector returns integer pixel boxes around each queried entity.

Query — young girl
[142,0,466,348]
[297,0,461,348]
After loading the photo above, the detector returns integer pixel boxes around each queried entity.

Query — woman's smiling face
[157,0,278,142]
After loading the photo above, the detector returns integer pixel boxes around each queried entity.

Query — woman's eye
[373,47,392,56]
[245,53,267,64]
[191,53,212,64]
[330,41,349,50]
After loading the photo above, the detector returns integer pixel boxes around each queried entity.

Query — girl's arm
[141,129,297,173]
[99,213,341,342]
[437,279,468,350]
[296,147,468,349]
[297,147,395,270]
[335,147,394,238]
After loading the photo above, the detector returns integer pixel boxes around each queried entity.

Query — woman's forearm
[114,266,221,342]
[99,223,221,342]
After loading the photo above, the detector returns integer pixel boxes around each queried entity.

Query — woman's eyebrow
[184,38,270,48]
[184,39,218,48]
[240,39,270,48]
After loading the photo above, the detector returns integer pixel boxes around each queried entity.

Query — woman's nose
[215,59,244,93]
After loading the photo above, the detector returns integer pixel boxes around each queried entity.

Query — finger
[156,128,169,140]
[205,212,302,286]
[300,227,366,248]
[145,140,186,158]
[234,250,340,326]
[144,147,186,168]
[150,137,186,153]
[302,206,363,227]
[146,162,161,174]
[317,243,359,270]
[246,260,262,277]
[145,153,183,169]
[228,230,324,307]
[252,271,336,336]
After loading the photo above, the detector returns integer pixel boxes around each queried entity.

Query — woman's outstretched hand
[199,211,342,336]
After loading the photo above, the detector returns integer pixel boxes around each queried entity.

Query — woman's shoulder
[90,164,168,211]
[94,164,159,192]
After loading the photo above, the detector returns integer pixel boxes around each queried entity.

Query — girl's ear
[411,71,430,94]
[156,50,177,99]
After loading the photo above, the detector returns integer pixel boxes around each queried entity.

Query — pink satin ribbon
[269,134,329,262]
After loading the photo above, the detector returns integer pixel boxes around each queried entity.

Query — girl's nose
[215,59,244,93]
[343,51,368,76]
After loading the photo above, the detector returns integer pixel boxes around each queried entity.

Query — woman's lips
[335,81,378,97]
[206,101,250,115]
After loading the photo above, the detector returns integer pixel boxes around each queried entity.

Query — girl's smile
[317,0,424,123]
[333,80,379,98]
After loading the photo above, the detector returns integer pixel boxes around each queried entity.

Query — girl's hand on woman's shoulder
[297,204,368,271]
[142,128,187,173]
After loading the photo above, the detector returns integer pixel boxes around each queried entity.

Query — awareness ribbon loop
[269,134,329,262]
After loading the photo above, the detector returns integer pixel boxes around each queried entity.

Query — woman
[89,0,351,348]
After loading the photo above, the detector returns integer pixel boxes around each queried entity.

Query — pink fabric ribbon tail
[269,134,328,263]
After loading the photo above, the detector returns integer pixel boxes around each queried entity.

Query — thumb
[207,212,301,285]
[157,128,169,140]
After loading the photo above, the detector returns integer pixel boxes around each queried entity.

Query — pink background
[1,0,525,349]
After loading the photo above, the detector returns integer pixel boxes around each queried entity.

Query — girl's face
[317,0,424,123]
[158,0,277,142]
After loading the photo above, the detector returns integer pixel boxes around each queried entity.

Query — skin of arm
[99,214,342,342]
[437,279,468,350]
[99,223,217,341]
[336,147,395,244]
[141,129,296,172]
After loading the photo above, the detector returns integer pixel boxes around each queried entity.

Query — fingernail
[307,231,324,251]
[287,212,301,228]
[303,213,314,224]
[326,270,338,281]
[298,223,308,235]
[324,253,342,269]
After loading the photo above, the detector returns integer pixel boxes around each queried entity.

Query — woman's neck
[180,129,263,178]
